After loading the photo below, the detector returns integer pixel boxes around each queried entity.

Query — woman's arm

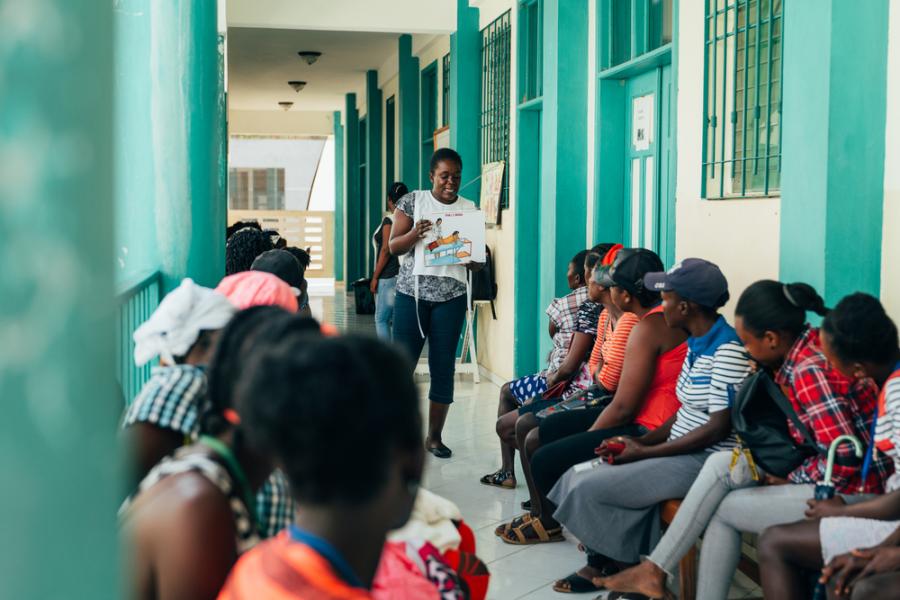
[389,208,430,256]
[371,222,392,293]
[807,490,900,521]
[633,410,733,459]
[589,320,659,431]
[545,332,594,388]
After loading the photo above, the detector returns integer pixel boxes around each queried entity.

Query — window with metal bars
[481,10,511,209]
[442,53,450,127]
[703,0,783,199]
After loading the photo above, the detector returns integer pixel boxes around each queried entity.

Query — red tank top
[633,305,687,430]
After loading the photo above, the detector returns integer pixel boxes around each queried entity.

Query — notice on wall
[480,161,505,226]
[632,93,655,151]
[421,210,486,267]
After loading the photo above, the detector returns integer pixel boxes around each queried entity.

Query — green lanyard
[199,435,258,526]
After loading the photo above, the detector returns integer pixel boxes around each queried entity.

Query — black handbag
[730,371,820,478]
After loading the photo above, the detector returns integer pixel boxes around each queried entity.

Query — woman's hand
[764,473,790,486]
[369,278,379,295]
[822,547,900,596]
[413,219,432,239]
[805,496,847,519]
[596,436,647,464]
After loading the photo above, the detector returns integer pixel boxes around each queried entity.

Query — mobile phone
[606,441,626,455]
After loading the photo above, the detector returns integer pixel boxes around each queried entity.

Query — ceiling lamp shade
[288,80,307,92]
[297,51,322,65]
[278,101,294,111]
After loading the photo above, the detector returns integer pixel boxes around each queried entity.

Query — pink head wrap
[215,271,299,313]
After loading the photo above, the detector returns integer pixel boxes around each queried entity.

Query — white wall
[229,110,334,136]
[882,1,900,322]
[309,136,336,211]
[674,0,781,319]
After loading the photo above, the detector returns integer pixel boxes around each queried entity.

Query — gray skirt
[549,452,709,563]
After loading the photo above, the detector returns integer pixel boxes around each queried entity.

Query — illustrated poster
[422,210,486,267]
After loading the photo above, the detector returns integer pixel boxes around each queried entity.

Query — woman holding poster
[390,148,485,459]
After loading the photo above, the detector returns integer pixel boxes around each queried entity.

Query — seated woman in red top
[219,334,425,600]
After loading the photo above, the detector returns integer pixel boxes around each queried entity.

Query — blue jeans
[374,277,397,340]
[393,292,467,405]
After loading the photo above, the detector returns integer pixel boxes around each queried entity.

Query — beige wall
[882,2,900,322]
[673,0,781,319]
[229,110,334,136]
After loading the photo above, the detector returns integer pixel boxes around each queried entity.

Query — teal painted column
[1,2,120,598]
[366,70,384,273]
[539,0,589,359]
[345,94,362,283]
[398,34,420,188]
[450,0,482,203]
[333,110,345,282]
[779,0,889,304]
[115,1,225,291]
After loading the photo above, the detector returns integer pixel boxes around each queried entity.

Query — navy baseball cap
[594,248,665,295]
[251,250,303,296]
[643,258,730,309]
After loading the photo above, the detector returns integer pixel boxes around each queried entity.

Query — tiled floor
[317,283,761,600]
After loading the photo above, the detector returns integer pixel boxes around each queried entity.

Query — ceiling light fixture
[288,80,307,92]
[297,51,322,65]
[278,101,294,111]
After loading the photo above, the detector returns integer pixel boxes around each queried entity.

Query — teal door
[623,65,674,263]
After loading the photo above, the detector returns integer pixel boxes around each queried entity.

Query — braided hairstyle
[822,293,899,366]
[387,182,409,208]
[226,228,275,275]
[735,280,829,337]
[227,220,261,240]
[284,247,312,274]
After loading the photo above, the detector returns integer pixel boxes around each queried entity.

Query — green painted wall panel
[345,94,362,283]
[780,0,889,304]
[334,110,345,282]
[398,35,420,189]
[366,70,383,273]
[450,0,482,203]
[593,78,626,244]
[0,1,120,597]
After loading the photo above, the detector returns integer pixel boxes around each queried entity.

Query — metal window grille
[481,10,511,209]
[703,0,783,198]
[442,53,450,127]
[520,1,542,103]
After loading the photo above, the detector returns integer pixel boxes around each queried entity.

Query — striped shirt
[874,366,900,492]
[589,311,640,392]
[668,316,752,451]
[545,286,589,373]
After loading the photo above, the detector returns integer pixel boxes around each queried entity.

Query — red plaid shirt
[775,327,891,493]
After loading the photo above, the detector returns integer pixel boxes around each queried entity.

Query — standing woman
[370,181,407,340]
[390,148,483,459]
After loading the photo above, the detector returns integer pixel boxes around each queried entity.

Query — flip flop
[427,444,452,459]
[480,470,516,489]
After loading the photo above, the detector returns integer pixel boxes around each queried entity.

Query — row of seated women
[482,244,900,599]
[119,249,488,599]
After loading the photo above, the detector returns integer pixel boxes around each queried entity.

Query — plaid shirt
[544,286,589,373]
[775,327,891,493]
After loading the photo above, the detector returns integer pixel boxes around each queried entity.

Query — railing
[228,210,336,278]
[115,270,162,406]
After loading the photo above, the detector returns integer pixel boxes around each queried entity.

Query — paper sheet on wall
[421,210,486,267]
[632,93,654,151]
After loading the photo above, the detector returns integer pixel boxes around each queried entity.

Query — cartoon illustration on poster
[422,210,486,267]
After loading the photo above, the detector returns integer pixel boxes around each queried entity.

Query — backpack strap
[762,374,823,455]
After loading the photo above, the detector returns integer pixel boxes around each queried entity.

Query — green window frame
[421,61,439,184]
[598,0,673,71]
[702,0,783,199]
[359,116,367,207]
[441,53,451,127]
[385,95,396,185]
[481,10,511,210]
[519,0,543,103]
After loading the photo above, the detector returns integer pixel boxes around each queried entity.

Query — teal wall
[114,1,225,291]
[0,1,120,596]
[334,110,345,282]
[398,35,421,189]
[366,70,384,272]
[345,94,363,283]
[780,0,889,304]
[450,0,482,203]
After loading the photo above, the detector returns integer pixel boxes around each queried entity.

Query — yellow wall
[229,110,334,136]
[882,1,900,322]
[673,0,781,319]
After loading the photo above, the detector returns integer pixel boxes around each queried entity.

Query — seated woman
[493,249,685,550]
[756,293,900,599]
[600,282,892,600]
[218,334,425,600]
[480,248,591,489]
[121,308,318,600]
[546,258,753,594]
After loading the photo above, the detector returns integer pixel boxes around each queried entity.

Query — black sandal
[521,499,532,510]
[480,470,516,489]
[552,573,602,594]
[427,443,452,459]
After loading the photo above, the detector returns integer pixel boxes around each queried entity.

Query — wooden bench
[660,500,760,600]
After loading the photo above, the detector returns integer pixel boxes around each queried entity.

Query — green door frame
[420,60,439,188]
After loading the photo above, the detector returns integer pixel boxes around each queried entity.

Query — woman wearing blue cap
[547,258,753,594]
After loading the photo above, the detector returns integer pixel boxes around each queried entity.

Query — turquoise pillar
[450,0,482,203]
[398,35,420,189]
[1,2,119,597]
[366,70,384,273]
[779,0,889,304]
[334,111,345,282]
[115,1,225,291]
[538,0,589,358]
[345,94,362,283]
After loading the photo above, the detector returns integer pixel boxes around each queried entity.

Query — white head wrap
[133,278,236,367]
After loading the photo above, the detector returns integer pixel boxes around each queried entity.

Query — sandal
[427,443,452,459]
[553,573,601,594]
[494,513,533,537]
[500,515,564,545]
[521,499,532,510]
[480,470,515,489]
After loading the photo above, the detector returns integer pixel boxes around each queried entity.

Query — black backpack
[730,370,820,478]
[471,246,498,319]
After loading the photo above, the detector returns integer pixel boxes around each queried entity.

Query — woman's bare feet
[595,560,667,599]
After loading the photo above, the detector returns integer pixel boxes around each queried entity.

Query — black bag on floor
[471,246,498,319]
[352,278,376,315]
